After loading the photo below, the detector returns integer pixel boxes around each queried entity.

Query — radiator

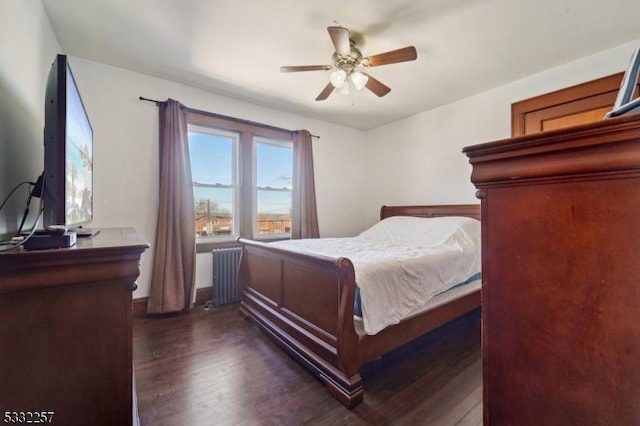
[211,247,242,306]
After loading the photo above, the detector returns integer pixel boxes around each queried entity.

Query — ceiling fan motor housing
[333,41,363,74]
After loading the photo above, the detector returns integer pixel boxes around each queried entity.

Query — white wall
[67,58,368,297]
[0,0,62,235]
[3,2,639,300]
[362,38,640,227]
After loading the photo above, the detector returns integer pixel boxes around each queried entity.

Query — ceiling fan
[281,26,417,101]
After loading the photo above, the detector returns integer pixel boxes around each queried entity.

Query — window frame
[186,110,293,253]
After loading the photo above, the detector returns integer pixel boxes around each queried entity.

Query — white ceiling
[42,0,640,131]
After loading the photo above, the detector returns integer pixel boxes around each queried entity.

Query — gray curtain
[291,130,320,239]
[147,99,196,313]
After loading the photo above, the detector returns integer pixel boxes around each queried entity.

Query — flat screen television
[43,54,93,229]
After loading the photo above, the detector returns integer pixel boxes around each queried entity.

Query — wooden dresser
[463,114,640,425]
[0,228,148,426]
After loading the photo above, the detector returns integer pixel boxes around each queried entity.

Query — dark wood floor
[133,304,482,425]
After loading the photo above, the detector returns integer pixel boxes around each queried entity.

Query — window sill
[195,240,241,253]
[252,236,290,243]
[195,236,290,253]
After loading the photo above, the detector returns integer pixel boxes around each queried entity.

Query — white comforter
[270,216,481,335]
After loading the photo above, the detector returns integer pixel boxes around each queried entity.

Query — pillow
[358,215,480,246]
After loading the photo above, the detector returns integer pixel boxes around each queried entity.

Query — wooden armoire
[463,113,640,425]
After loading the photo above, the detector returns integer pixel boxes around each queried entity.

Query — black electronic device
[75,227,100,238]
[43,54,94,229]
[605,47,640,118]
[23,231,77,250]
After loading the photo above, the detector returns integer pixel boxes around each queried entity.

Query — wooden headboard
[380,204,481,221]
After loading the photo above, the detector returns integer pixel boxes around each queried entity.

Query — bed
[237,204,481,408]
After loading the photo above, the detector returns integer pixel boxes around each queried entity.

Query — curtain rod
[139,96,319,139]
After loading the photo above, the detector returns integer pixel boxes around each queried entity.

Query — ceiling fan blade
[327,26,351,56]
[280,65,332,72]
[364,73,391,97]
[363,46,417,67]
[315,83,335,101]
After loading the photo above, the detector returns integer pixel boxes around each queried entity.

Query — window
[189,126,239,239]
[254,138,293,237]
[186,111,293,250]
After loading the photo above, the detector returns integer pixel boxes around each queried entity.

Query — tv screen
[43,54,93,228]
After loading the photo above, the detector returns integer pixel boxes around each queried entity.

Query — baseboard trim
[132,287,212,317]
[194,287,212,306]
[132,297,148,317]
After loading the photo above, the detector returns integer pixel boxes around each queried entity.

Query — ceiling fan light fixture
[329,69,347,88]
[350,71,368,91]
[337,82,350,95]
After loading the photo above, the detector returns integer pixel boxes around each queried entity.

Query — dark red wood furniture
[237,204,481,408]
[464,113,640,425]
[0,228,148,426]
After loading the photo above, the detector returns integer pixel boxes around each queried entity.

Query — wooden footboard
[237,204,481,408]
[237,238,365,407]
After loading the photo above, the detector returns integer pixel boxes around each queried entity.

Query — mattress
[353,278,481,337]
[270,215,481,335]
